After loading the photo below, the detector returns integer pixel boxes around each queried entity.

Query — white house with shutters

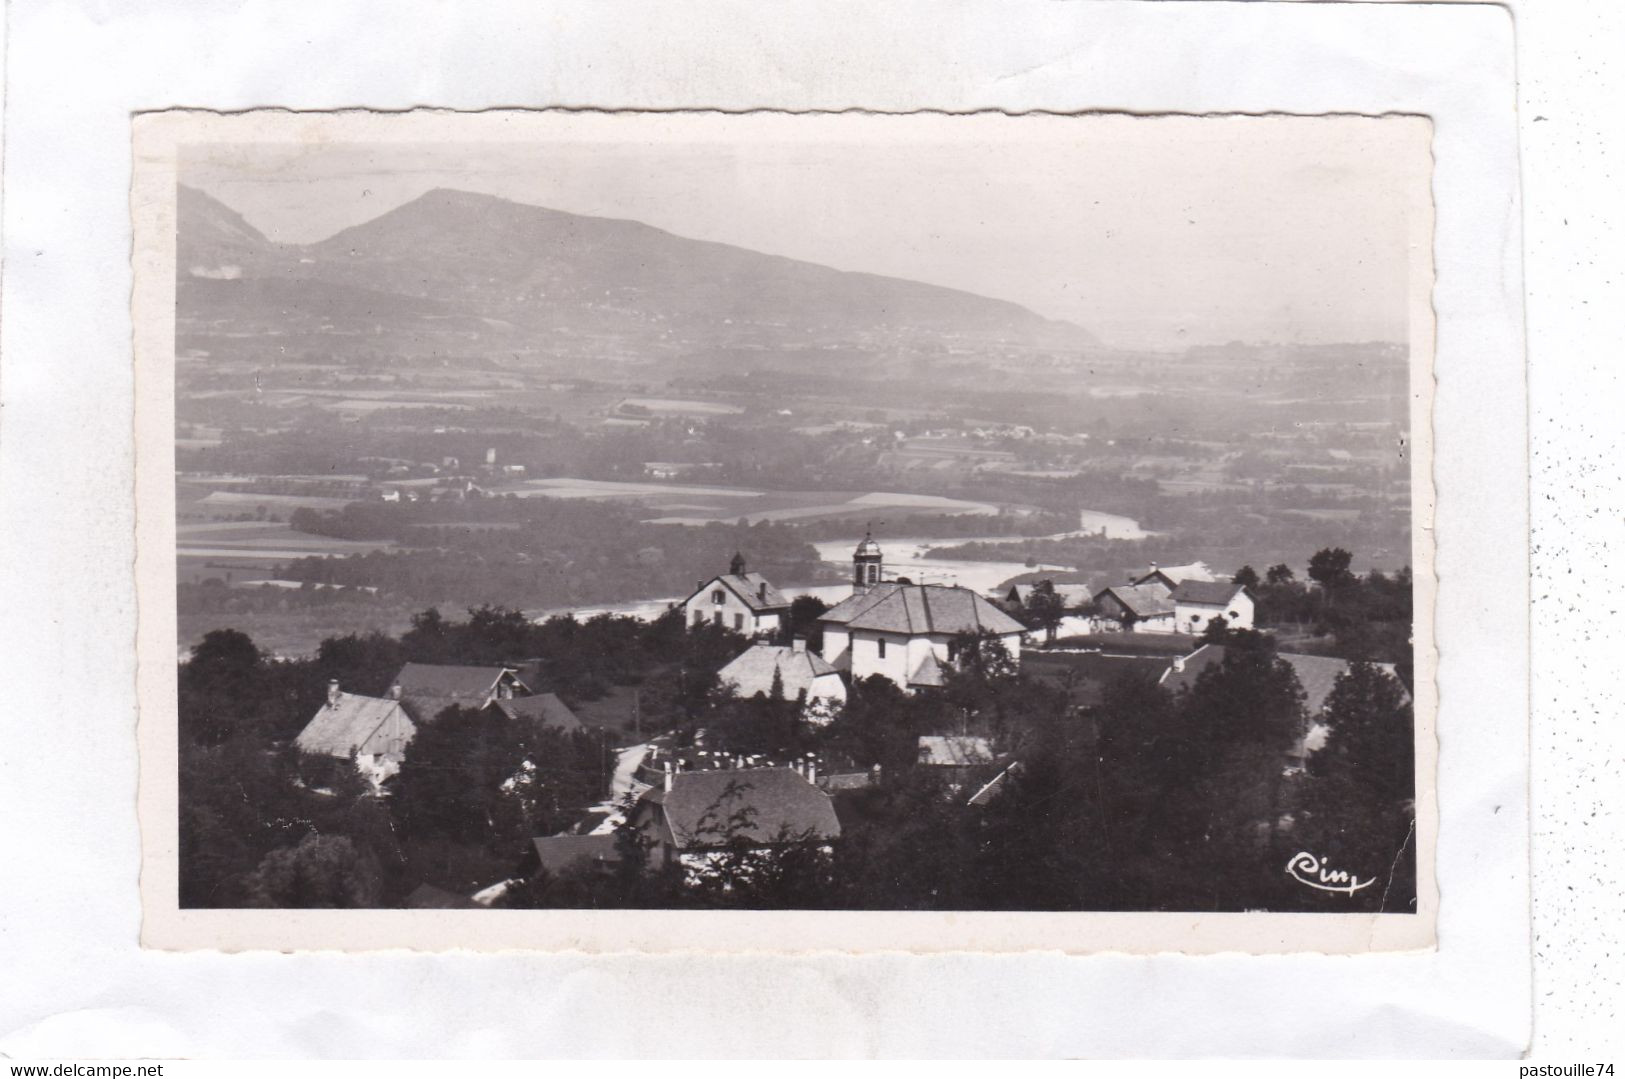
[1170,579,1256,634]
[680,552,791,637]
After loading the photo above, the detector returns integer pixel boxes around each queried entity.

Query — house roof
[392,662,526,701]
[1094,583,1177,619]
[1170,579,1248,607]
[530,834,621,876]
[819,582,1026,637]
[1159,644,1410,715]
[683,572,790,612]
[1132,562,1216,587]
[644,767,841,850]
[719,644,841,699]
[492,693,585,732]
[296,691,414,759]
[1007,582,1094,607]
[917,735,995,767]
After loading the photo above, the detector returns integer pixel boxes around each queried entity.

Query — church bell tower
[853,529,883,592]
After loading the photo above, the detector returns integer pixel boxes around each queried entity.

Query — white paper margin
[0,0,1527,1058]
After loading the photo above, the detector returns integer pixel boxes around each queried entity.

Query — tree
[1232,565,1260,589]
[1265,563,1296,586]
[244,833,381,908]
[388,706,531,845]
[1311,662,1414,805]
[1198,614,1231,645]
[1021,580,1066,644]
[783,594,829,651]
[1307,547,1356,590]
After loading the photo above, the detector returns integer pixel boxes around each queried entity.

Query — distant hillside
[175,185,1097,366]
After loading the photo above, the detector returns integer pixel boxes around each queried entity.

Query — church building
[680,552,791,638]
[818,533,1027,691]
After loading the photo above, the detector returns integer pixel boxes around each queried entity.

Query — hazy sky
[181,114,1428,349]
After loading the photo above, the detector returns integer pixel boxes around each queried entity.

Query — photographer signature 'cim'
[1285,851,1376,896]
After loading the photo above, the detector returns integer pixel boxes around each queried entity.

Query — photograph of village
[170,115,1424,916]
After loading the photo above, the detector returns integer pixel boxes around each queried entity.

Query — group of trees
[503,623,1415,914]
[1233,548,1414,672]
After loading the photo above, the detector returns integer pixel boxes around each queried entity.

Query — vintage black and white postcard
[133,108,1437,952]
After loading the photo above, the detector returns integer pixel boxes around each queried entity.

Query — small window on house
[877,637,887,658]
[712,589,725,604]
[947,640,959,661]
[1190,614,1202,624]
[713,611,722,626]
[693,609,704,626]
[734,612,744,630]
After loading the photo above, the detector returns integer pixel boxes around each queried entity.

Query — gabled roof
[644,767,841,850]
[917,735,995,767]
[530,834,621,876]
[296,691,415,759]
[492,692,585,732]
[682,572,790,613]
[718,644,841,699]
[392,662,527,701]
[1132,562,1216,588]
[1170,579,1249,606]
[1159,644,1410,715]
[1094,583,1177,619]
[819,582,1026,637]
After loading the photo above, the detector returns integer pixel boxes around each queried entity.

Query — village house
[630,765,841,881]
[680,552,790,637]
[717,638,848,718]
[390,661,532,722]
[1170,579,1256,634]
[819,536,1027,691]
[294,679,416,785]
[1092,583,1179,633]
[1091,562,1233,634]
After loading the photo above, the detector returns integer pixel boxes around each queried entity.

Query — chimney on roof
[326,679,341,707]
[1172,655,1186,673]
[663,761,673,792]
[791,635,806,653]
[807,760,817,785]
[759,582,768,602]
[389,683,402,700]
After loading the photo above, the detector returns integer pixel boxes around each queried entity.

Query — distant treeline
[279,499,837,608]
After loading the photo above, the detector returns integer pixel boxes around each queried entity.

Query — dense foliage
[179,573,1416,913]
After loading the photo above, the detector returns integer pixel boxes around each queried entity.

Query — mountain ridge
[176,184,1099,364]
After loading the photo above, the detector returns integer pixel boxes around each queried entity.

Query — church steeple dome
[853,528,884,591]
[729,551,747,577]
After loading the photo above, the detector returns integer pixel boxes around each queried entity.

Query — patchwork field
[493,477,1001,526]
